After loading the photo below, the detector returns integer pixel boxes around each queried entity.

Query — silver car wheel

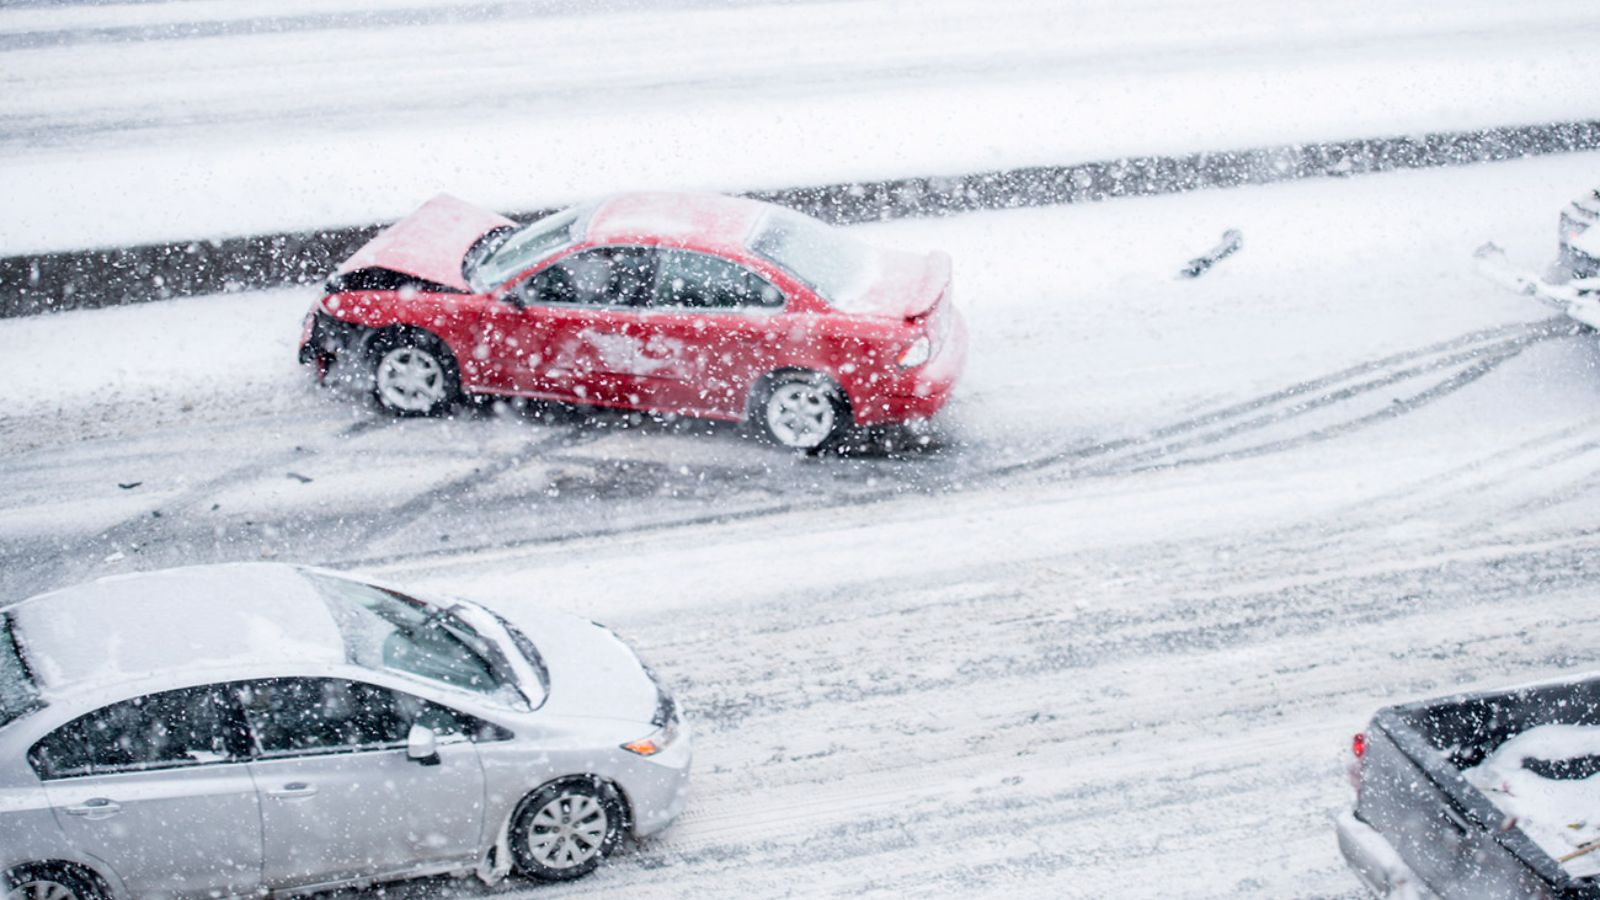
[765,381,837,449]
[8,880,78,900]
[375,346,447,413]
[524,792,610,870]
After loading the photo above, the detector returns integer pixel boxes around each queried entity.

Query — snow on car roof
[585,192,771,249]
[7,563,345,698]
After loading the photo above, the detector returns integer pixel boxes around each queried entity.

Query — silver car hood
[491,605,658,725]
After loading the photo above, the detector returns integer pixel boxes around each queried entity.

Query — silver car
[0,564,691,898]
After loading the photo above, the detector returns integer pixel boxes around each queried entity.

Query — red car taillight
[896,335,932,368]
[1348,732,1367,793]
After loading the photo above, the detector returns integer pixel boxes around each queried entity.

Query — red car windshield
[749,210,878,311]
[468,206,586,291]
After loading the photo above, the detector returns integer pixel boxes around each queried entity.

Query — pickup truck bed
[1340,676,1600,899]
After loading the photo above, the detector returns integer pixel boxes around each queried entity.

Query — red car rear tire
[753,371,849,452]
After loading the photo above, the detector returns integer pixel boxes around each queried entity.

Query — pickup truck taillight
[1352,732,1367,758]
[1347,732,1367,792]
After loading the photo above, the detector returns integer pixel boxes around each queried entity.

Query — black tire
[368,330,460,417]
[751,370,849,452]
[5,864,107,900]
[508,777,626,882]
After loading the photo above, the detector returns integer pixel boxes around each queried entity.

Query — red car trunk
[851,249,953,320]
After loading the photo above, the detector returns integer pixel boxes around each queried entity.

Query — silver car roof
[6,563,346,700]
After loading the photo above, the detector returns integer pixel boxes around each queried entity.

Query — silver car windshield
[308,573,524,706]
[0,613,42,728]
[748,209,877,311]
[468,206,586,291]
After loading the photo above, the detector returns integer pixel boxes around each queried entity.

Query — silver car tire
[755,372,848,452]
[371,332,459,417]
[509,778,625,882]
[4,866,104,900]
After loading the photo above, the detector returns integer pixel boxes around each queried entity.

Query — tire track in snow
[997,316,1570,478]
[1,316,1576,601]
[357,526,1600,898]
[330,420,601,555]
[643,533,1600,736]
[344,318,1572,572]
[1185,412,1600,579]
[0,410,380,593]
[1099,346,1519,475]
[578,539,1598,894]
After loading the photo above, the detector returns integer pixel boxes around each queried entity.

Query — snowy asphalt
[5,150,1600,895]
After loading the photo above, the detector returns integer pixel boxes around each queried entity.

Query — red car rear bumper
[852,311,967,426]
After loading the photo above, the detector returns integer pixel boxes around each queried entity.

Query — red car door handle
[64,798,122,818]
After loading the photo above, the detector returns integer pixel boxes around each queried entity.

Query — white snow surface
[1464,725,1600,879]
[3,0,1600,252]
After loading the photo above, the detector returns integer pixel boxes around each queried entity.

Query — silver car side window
[239,678,408,758]
[237,678,498,759]
[28,684,249,780]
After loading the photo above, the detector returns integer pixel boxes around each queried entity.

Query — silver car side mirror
[407,723,441,766]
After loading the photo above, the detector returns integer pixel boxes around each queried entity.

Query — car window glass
[28,685,248,779]
[469,205,586,290]
[0,613,41,729]
[310,572,511,698]
[390,691,483,739]
[654,249,783,311]
[240,678,492,757]
[748,209,875,310]
[517,246,654,308]
[241,678,409,756]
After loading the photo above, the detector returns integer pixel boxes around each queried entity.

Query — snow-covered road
[8,1,1600,894]
[4,151,1599,896]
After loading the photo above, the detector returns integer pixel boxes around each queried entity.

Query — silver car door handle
[64,798,122,818]
[267,782,318,799]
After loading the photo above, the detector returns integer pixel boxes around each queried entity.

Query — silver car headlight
[621,690,680,757]
[621,716,681,757]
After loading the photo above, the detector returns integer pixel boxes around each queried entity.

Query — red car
[299,192,966,450]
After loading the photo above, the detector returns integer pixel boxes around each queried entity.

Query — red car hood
[336,194,515,292]
[849,248,952,319]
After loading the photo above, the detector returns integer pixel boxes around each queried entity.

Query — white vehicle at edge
[1475,183,1600,331]
[0,563,691,899]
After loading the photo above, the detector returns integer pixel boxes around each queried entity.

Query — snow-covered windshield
[468,206,586,291]
[308,572,524,706]
[748,210,877,311]
[0,614,41,728]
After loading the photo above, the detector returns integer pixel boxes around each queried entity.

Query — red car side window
[653,250,783,311]
[516,247,654,308]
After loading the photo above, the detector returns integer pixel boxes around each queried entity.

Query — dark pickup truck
[1339,676,1600,899]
